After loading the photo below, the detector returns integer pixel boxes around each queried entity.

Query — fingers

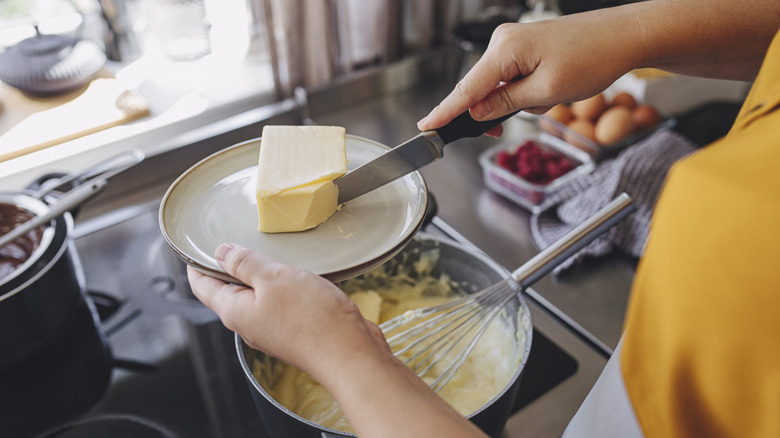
[187,244,267,309]
[187,266,241,310]
[417,25,525,131]
[417,56,510,131]
[189,243,278,330]
[187,266,221,307]
[215,243,280,287]
[484,124,504,138]
[187,265,255,330]
[523,105,554,115]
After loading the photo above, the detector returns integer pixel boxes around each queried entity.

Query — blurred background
[0,0,607,99]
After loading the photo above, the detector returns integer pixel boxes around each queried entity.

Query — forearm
[609,0,780,81]
[311,341,487,438]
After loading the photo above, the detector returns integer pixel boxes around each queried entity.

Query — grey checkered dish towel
[530,129,698,274]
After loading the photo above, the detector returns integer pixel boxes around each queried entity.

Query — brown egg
[570,94,607,121]
[564,119,597,152]
[546,104,573,125]
[595,106,635,145]
[539,104,573,136]
[610,92,638,109]
[632,104,662,131]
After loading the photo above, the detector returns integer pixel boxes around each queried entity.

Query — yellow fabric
[621,30,780,438]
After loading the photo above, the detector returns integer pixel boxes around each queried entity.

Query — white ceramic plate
[160,135,428,284]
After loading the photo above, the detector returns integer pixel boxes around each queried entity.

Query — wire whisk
[381,193,635,392]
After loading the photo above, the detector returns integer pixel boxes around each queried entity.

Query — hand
[418,12,636,135]
[187,243,389,380]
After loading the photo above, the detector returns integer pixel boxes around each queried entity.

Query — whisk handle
[513,193,636,287]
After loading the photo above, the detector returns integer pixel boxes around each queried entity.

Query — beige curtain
[252,0,504,98]
[255,0,443,98]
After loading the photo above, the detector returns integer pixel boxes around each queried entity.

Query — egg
[539,104,573,136]
[632,104,662,131]
[546,104,573,125]
[564,119,597,153]
[610,92,638,109]
[570,94,606,120]
[595,106,635,145]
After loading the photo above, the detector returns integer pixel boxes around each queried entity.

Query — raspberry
[511,139,578,184]
[495,139,578,185]
[495,150,515,172]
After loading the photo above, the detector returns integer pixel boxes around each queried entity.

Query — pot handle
[0,179,108,248]
[28,149,145,200]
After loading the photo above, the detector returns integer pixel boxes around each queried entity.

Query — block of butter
[256,125,347,233]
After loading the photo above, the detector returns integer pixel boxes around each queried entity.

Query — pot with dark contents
[0,194,54,289]
[0,192,113,436]
[0,203,43,279]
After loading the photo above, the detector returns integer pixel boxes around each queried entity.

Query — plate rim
[159,134,429,284]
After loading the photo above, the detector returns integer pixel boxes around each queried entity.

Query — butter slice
[256,125,347,233]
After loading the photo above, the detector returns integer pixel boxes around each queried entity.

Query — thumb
[215,243,270,287]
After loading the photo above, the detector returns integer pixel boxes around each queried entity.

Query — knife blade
[335,109,521,204]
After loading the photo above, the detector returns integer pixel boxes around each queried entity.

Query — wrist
[306,331,396,391]
[316,346,485,437]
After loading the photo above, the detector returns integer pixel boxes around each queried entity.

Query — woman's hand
[418,11,635,135]
[187,243,388,380]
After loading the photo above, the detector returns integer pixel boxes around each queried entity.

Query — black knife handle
[435,109,522,144]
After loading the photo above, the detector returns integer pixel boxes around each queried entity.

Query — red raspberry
[499,139,579,185]
[495,150,515,172]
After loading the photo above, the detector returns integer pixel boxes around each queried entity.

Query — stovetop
[11,201,578,438]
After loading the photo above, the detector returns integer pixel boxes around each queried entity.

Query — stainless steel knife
[335,109,520,204]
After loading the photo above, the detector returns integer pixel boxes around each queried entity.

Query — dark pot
[0,193,85,372]
[0,193,57,292]
[236,233,533,438]
[0,192,113,436]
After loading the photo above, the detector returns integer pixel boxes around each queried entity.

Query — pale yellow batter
[250,246,527,434]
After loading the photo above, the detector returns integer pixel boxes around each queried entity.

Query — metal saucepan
[0,193,57,291]
[0,201,81,372]
[236,233,533,438]
[0,206,114,436]
[0,149,144,372]
[0,150,144,435]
